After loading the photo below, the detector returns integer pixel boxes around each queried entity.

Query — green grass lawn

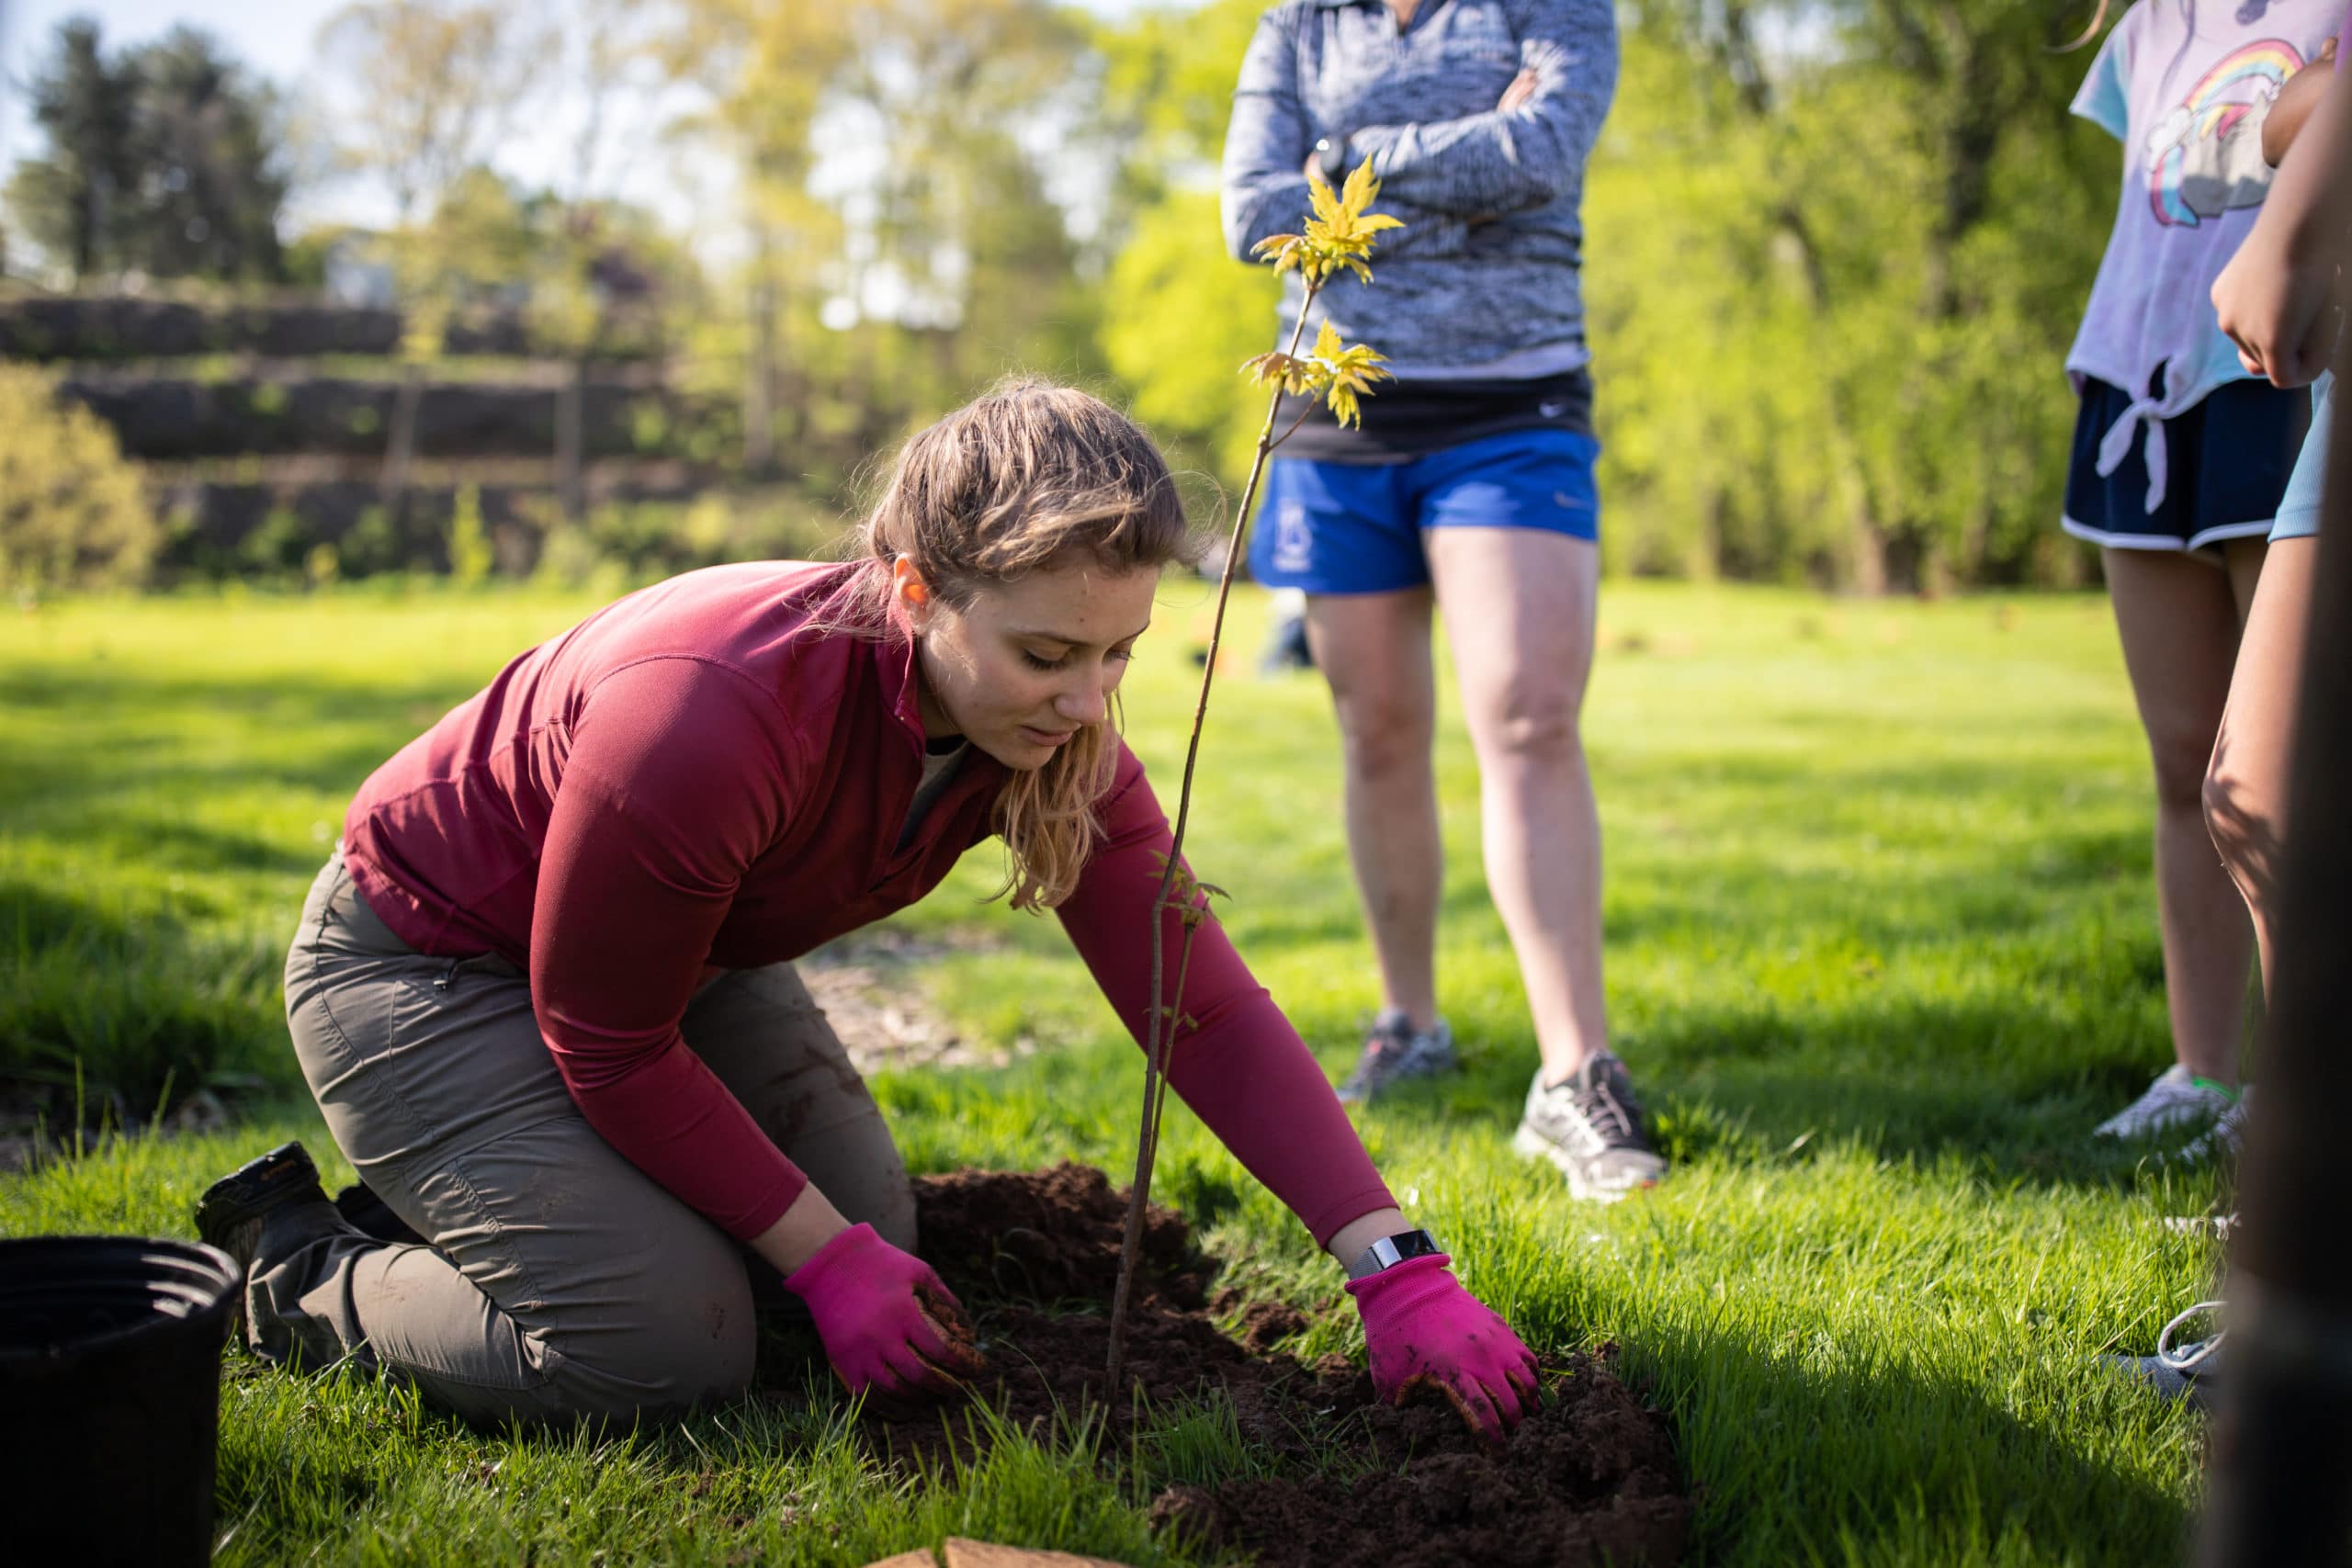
[0,580,2231,1565]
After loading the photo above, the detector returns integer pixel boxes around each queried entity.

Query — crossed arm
[1219,0,1618,263]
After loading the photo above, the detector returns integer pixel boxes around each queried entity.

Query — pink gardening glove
[783,1223,983,1397]
[1347,1253,1542,1443]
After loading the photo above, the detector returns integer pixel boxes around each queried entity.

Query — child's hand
[2213,229,2341,388]
[1498,67,1539,113]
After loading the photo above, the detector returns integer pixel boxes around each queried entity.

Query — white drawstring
[2095,383,2172,514]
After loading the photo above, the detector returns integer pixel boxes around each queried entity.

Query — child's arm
[2265,37,2336,168]
[2214,51,2352,387]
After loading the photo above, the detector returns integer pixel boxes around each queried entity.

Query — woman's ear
[890,553,933,630]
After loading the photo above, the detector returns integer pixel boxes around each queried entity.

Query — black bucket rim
[0,1235,240,1370]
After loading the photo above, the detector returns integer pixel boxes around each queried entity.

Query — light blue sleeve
[2071,21,2132,142]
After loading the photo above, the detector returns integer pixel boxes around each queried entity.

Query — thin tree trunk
[744,228,777,475]
[380,364,424,536]
[558,355,587,524]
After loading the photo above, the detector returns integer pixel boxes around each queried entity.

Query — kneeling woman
[200,384,1537,1438]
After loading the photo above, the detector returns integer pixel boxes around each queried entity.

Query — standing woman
[1220,0,1664,1200]
[196,384,1538,1438]
[2060,0,2339,1149]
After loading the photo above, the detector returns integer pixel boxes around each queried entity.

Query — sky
[0,0,1154,241]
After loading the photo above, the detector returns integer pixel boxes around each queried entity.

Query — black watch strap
[1346,1227,1442,1280]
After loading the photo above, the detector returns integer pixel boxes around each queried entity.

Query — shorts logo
[1272,498,1314,574]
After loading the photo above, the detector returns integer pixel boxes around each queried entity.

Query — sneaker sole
[1511,1123,1659,1203]
[195,1143,323,1244]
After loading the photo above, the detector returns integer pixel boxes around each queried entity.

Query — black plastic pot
[0,1236,241,1566]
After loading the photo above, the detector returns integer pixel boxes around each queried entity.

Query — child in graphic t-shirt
[2064,0,2340,1151]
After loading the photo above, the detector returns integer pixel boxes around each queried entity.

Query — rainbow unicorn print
[2143,39,2306,227]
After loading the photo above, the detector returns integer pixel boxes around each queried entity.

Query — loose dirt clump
[806,1163,1690,1568]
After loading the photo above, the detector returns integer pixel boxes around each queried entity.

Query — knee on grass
[535,1290,761,1424]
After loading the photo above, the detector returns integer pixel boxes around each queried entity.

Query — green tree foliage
[0,367,158,594]
[10,19,133,286]
[1099,189,1278,483]
[1091,0,1282,492]
[663,0,1099,467]
[315,0,542,227]
[1586,0,2116,588]
[118,28,290,282]
[4,18,287,285]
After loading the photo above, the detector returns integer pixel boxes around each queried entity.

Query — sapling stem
[1103,283,1323,1394]
[1102,161,1396,1396]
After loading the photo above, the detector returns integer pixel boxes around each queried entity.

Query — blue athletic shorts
[2272,372,2333,543]
[1248,427,1600,595]
[2063,374,2309,556]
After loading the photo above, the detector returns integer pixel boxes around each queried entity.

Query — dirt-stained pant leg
[681,964,918,1254]
[255,850,910,1427]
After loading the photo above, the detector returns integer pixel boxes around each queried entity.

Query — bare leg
[2103,546,2260,1086]
[2208,536,2318,997]
[1303,589,1442,1032]
[1425,529,1606,1083]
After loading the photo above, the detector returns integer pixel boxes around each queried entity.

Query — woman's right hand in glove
[783,1222,982,1396]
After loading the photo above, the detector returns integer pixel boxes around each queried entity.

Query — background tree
[1091,0,1278,498]
[10,18,138,285]
[660,0,854,472]
[314,0,541,227]
[5,18,292,286]
[314,0,547,531]
[119,28,291,283]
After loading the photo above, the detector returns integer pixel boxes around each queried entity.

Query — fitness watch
[1312,135,1351,185]
[1346,1227,1442,1280]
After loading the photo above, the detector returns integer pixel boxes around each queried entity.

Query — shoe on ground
[195,1142,357,1344]
[2101,1299,2223,1411]
[1335,1009,1456,1104]
[2094,1065,2239,1142]
[1511,1052,1668,1201]
[2172,1087,2253,1164]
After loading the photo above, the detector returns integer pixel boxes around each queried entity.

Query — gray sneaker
[1511,1053,1668,1201]
[1336,1009,1456,1103]
[2102,1299,2224,1410]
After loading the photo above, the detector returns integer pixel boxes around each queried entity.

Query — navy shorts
[2063,375,2310,556]
[1248,427,1600,595]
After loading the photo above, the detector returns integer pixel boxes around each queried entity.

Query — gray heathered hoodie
[1219,0,1618,378]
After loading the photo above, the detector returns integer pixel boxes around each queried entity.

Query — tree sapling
[1103,161,1399,1392]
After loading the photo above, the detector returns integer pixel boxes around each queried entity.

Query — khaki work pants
[261,850,913,1426]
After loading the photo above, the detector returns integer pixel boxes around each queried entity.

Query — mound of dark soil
[827,1163,1690,1568]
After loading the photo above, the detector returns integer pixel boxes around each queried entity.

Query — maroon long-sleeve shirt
[342,560,1395,1247]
